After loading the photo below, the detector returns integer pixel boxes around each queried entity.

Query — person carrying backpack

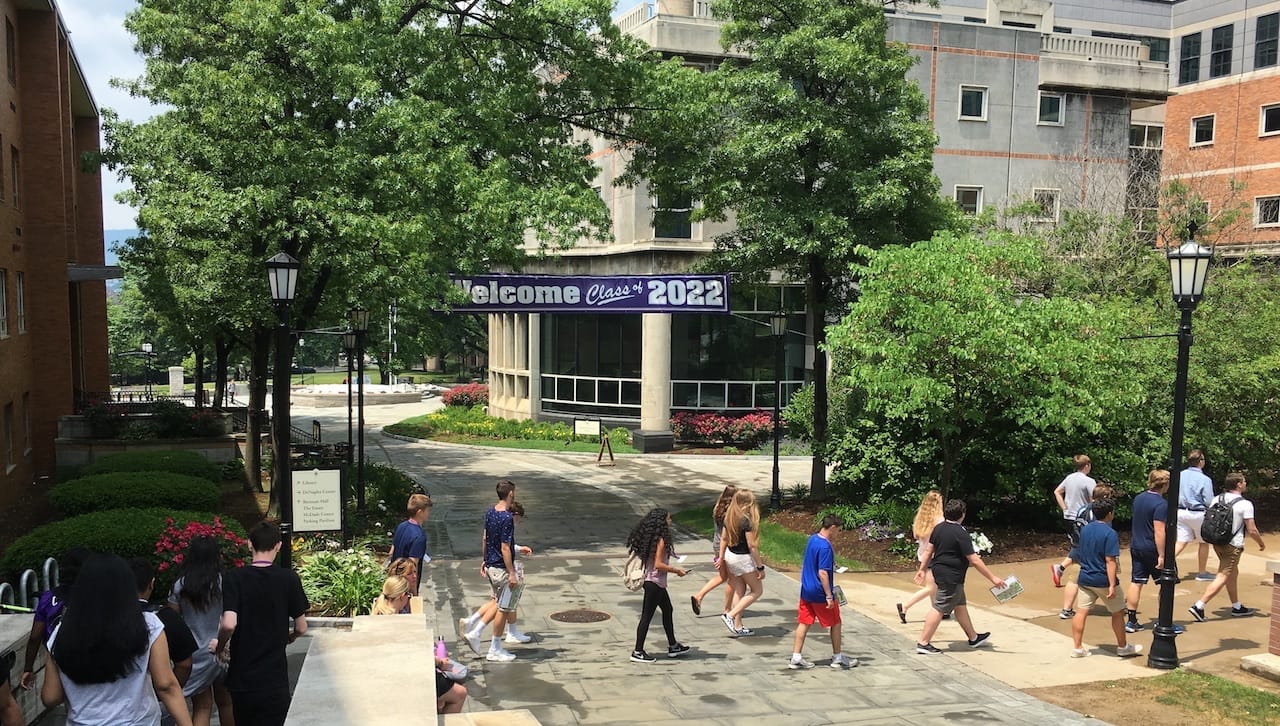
[1189,472,1266,622]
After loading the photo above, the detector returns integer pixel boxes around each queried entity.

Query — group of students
[6,519,307,726]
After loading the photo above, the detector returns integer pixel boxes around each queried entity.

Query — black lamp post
[266,252,301,569]
[141,342,154,398]
[344,331,356,469]
[349,305,370,514]
[769,311,787,510]
[1149,222,1212,670]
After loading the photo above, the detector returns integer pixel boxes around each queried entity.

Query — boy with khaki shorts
[1071,498,1142,658]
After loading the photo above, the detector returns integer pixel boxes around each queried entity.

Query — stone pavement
[294,399,1099,725]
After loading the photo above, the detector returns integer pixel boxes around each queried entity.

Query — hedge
[0,508,246,581]
[80,451,221,482]
[48,472,220,517]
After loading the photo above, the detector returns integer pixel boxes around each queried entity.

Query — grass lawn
[674,506,866,571]
[386,412,639,455]
[1034,669,1280,726]
[421,433,637,454]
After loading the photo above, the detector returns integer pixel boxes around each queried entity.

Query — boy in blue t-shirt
[1071,498,1143,659]
[788,515,855,669]
[389,493,432,594]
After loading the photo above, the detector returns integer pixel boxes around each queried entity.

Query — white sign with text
[292,469,343,532]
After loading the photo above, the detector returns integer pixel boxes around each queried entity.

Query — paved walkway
[295,399,1099,725]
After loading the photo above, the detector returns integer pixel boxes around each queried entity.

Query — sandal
[690,595,701,616]
[896,603,907,624]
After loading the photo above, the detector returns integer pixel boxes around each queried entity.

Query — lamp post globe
[265,252,300,569]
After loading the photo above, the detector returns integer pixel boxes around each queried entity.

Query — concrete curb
[377,427,814,461]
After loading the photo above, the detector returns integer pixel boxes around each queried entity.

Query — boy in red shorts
[789,514,855,669]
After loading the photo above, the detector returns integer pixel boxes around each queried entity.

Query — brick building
[0,0,108,506]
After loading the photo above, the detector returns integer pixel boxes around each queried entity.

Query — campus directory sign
[450,273,731,314]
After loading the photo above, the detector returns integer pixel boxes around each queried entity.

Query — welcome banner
[450,274,731,314]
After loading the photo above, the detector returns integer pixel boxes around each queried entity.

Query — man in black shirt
[218,521,309,726]
[914,499,1006,655]
[129,557,197,686]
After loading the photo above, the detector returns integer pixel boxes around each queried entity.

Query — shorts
[230,688,291,726]
[932,582,967,616]
[1176,509,1206,543]
[486,566,525,613]
[723,550,756,577]
[1076,584,1126,614]
[797,599,841,628]
[1213,544,1243,578]
[436,671,455,698]
[1130,548,1159,583]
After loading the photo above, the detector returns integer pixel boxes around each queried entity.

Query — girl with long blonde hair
[690,485,737,617]
[371,575,413,616]
[897,491,944,623]
[718,490,764,635]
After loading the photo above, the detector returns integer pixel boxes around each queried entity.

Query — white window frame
[650,193,696,240]
[959,85,989,121]
[1190,114,1216,146]
[1260,103,1280,138]
[1037,92,1064,126]
[14,270,22,333]
[1032,187,1061,222]
[954,185,984,214]
[1256,195,1280,227]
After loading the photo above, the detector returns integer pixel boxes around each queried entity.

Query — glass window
[1257,13,1279,69]
[1146,38,1170,63]
[1179,32,1201,84]
[959,86,987,120]
[1258,196,1280,227]
[1129,124,1163,149]
[1033,188,1060,221]
[1038,92,1063,125]
[1192,115,1215,145]
[1262,104,1280,136]
[1210,24,1233,78]
[955,186,982,214]
[653,192,692,239]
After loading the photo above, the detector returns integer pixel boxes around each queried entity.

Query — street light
[343,331,357,469]
[1149,222,1212,670]
[140,342,154,398]
[769,311,788,510]
[266,251,301,570]
[348,305,370,514]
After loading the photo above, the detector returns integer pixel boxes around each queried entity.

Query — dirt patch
[1029,670,1280,726]
[221,482,271,531]
[0,482,59,551]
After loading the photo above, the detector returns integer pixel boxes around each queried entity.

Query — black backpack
[1200,495,1245,546]
[1067,503,1094,548]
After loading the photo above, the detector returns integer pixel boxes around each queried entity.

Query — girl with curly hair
[690,485,737,617]
[719,490,764,635]
[897,491,944,623]
[627,508,691,663]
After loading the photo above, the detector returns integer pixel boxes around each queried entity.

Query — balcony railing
[1041,33,1147,62]
[617,3,654,33]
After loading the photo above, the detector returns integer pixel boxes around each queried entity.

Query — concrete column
[636,313,673,452]
[528,314,542,419]
[168,367,185,395]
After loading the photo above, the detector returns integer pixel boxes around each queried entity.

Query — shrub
[81,451,221,482]
[815,500,915,533]
[670,411,774,448]
[49,472,220,517]
[153,517,250,604]
[355,462,424,518]
[441,383,489,407]
[0,509,247,580]
[297,548,386,616]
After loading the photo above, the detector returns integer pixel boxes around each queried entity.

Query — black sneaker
[630,650,656,663]
[1231,605,1258,617]
[1188,604,1206,622]
[968,632,991,648]
[916,642,943,655]
[667,643,691,658]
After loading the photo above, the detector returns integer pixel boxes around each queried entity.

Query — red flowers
[670,411,776,448]
[442,383,489,407]
[154,516,250,577]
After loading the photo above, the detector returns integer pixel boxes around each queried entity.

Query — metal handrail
[41,559,58,594]
[18,570,38,610]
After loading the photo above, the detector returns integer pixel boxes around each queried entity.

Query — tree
[624,0,948,500]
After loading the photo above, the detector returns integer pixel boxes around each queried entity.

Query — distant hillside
[104,228,139,267]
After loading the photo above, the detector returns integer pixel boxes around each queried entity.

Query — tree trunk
[245,327,271,494]
[940,435,955,501]
[213,336,229,410]
[193,346,205,408]
[808,253,829,501]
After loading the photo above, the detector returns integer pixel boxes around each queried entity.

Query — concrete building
[0,0,109,503]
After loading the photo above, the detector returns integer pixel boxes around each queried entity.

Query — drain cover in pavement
[549,609,611,623]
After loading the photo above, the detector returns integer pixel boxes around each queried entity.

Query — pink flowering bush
[441,383,489,407]
[670,411,776,448]
[154,516,250,599]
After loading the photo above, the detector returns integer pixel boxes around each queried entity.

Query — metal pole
[1149,304,1194,670]
[770,330,784,510]
[273,303,294,570]
[357,332,367,514]
[346,350,354,468]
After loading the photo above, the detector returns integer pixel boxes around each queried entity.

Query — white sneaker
[1070,648,1091,658]
[830,654,857,669]
[505,626,533,644]
[788,656,815,670]
[486,647,517,662]
[1116,643,1143,658]
[463,629,483,657]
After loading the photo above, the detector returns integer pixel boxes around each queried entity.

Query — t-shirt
[141,601,198,666]
[1130,490,1168,552]
[928,521,975,586]
[34,590,67,647]
[391,519,429,580]
[483,507,516,569]
[1216,492,1256,548]
[50,611,164,726]
[168,575,225,696]
[799,533,835,603]
[727,516,753,555]
[1058,471,1097,520]
[222,564,309,694]
[1076,520,1120,588]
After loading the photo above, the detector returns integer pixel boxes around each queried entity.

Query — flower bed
[441,383,488,407]
[670,411,775,449]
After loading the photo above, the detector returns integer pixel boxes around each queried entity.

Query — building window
[1258,13,1279,69]
[959,85,987,121]
[3,402,12,473]
[14,271,22,333]
[21,391,28,455]
[653,192,692,239]
[1129,124,1164,149]
[1033,188,1060,221]
[1210,24,1233,78]
[0,269,7,339]
[1191,115,1215,146]
[954,186,983,214]
[1262,104,1280,137]
[1179,32,1201,84]
[10,146,17,208]
[1258,196,1280,227]
[4,19,13,86]
[1037,92,1064,125]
